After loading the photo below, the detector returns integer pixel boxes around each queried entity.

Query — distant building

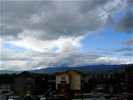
[125,71,133,92]
[56,70,85,95]
[14,71,48,95]
[47,75,56,91]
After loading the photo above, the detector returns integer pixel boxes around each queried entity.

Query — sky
[0,0,133,71]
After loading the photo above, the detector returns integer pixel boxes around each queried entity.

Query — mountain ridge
[0,64,132,74]
[31,64,130,73]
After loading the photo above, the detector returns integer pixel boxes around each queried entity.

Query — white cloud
[1,49,132,71]
[7,34,83,52]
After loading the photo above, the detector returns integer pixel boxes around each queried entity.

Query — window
[27,85,31,88]
[26,81,32,85]
[61,88,64,93]
[27,77,32,81]
[42,78,45,80]
[62,83,65,86]
[26,90,31,94]
[61,76,65,80]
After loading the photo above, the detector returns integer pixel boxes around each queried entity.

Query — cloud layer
[2,0,124,41]
[1,0,132,71]
[114,12,133,33]
[1,48,132,71]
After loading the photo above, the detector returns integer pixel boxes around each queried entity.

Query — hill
[31,64,130,74]
[0,64,132,74]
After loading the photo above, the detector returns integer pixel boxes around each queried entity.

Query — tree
[125,65,133,93]
[44,92,49,100]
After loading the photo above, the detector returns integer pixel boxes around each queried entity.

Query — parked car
[40,97,46,100]
[1,90,10,94]
[25,93,31,97]
[8,96,19,100]
[54,95,63,100]
[8,99,14,100]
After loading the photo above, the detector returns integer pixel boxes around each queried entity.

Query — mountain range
[0,64,132,74]
[31,64,131,74]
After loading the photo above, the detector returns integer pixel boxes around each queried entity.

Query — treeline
[0,64,132,85]
[0,73,17,84]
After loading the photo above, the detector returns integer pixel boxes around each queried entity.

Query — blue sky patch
[2,43,30,51]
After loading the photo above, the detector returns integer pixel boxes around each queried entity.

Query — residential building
[14,71,48,95]
[56,70,84,95]
[47,75,56,91]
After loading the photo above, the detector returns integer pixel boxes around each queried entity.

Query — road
[0,89,13,100]
[0,95,6,100]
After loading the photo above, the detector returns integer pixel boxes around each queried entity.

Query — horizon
[0,64,132,73]
[1,0,133,71]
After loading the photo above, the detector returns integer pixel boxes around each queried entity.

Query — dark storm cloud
[79,0,107,14]
[1,0,119,40]
[1,1,55,21]
[106,15,114,25]
[113,12,133,34]
[1,1,56,38]
[125,0,133,9]
[2,25,23,38]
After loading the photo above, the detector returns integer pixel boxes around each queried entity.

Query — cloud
[115,47,133,52]
[123,53,133,56]
[1,0,125,52]
[6,36,83,52]
[125,0,133,9]
[95,48,113,55]
[1,0,132,71]
[100,52,113,55]
[1,0,123,41]
[78,0,107,14]
[1,49,131,71]
[113,12,133,34]
[124,39,133,46]
[96,57,127,65]
[2,25,23,39]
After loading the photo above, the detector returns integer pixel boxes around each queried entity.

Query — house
[56,70,84,95]
[47,75,56,91]
[125,71,133,92]
[14,71,48,95]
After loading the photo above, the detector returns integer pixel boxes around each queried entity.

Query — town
[0,65,133,100]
